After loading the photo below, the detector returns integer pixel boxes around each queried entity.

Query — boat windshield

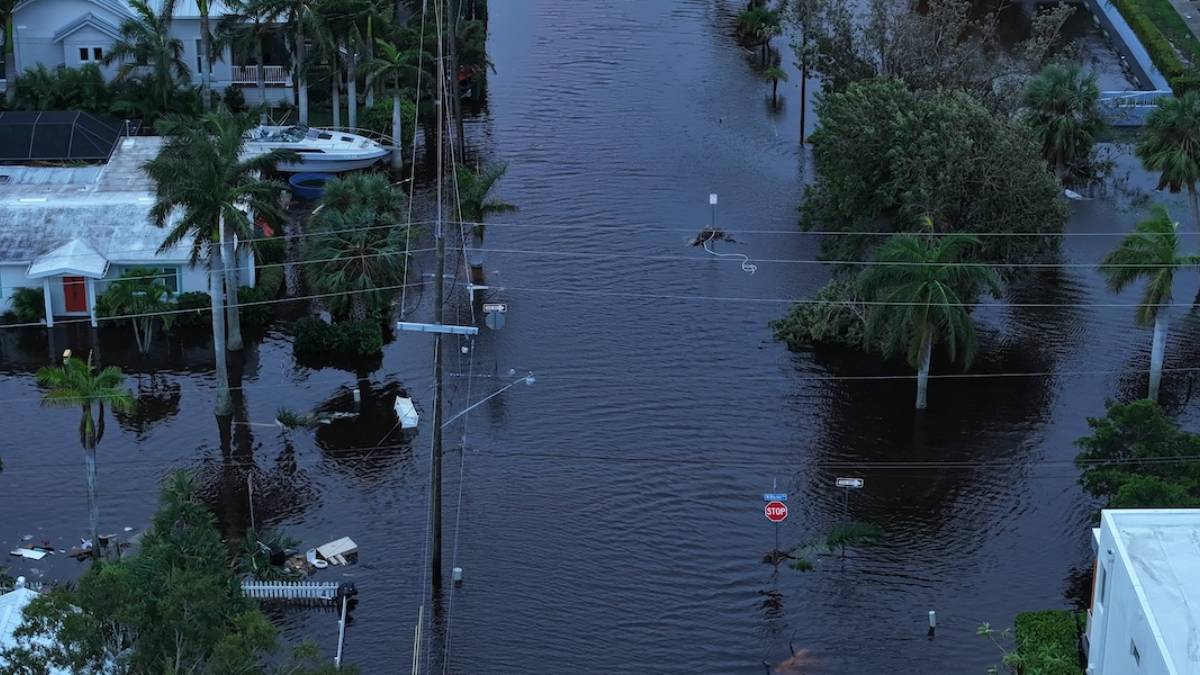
[257,126,316,143]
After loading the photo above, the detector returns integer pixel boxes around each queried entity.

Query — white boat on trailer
[244,125,391,173]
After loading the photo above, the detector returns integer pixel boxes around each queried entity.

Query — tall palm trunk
[772,79,778,105]
[347,46,358,128]
[5,14,17,105]
[296,19,308,125]
[332,66,342,128]
[365,17,375,107]
[210,256,233,416]
[448,0,465,159]
[915,329,932,410]
[221,217,244,351]
[1149,315,1167,401]
[1189,187,1200,232]
[81,404,99,559]
[283,215,300,297]
[351,294,367,322]
[799,56,808,145]
[255,39,268,110]
[390,89,403,169]
[200,14,213,109]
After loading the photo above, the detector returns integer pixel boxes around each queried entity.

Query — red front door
[63,276,87,313]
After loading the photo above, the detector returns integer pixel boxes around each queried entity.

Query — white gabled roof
[27,238,110,279]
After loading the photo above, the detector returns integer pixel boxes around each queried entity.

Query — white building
[1086,509,1200,675]
[5,0,293,105]
[0,123,255,324]
[0,578,70,675]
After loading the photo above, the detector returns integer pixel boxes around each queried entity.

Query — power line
[4,364,1200,407]
[484,284,1200,310]
[0,436,1195,473]
[471,245,1200,269]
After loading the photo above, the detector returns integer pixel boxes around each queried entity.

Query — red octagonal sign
[764,501,788,523]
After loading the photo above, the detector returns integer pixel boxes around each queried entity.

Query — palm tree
[103,0,190,115]
[314,0,372,128]
[455,163,517,253]
[366,37,425,168]
[1100,206,1199,401]
[143,112,291,414]
[36,351,134,559]
[736,5,781,67]
[1022,63,1101,179]
[857,227,999,409]
[305,174,407,320]
[764,65,787,106]
[305,206,408,321]
[1139,92,1200,230]
[198,0,214,110]
[96,268,172,354]
[218,0,284,111]
[274,0,320,124]
[3,0,17,105]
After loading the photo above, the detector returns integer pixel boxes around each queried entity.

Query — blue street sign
[762,492,788,502]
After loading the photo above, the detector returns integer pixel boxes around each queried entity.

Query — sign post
[763,489,788,555]
[835,477,864,521]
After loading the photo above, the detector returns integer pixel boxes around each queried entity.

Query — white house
[1085,509,1200,675]
[5,0,294,105]
[0,578,71,675]
[0,132,255,324]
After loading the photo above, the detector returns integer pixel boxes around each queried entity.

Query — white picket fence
[241,579,341,602]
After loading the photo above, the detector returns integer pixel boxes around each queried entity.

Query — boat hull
[272,153,388,173]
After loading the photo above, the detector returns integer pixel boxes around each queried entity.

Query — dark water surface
[4,2,1200,673]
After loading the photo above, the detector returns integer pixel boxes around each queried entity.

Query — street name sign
[762,493,787,502]
[836,477,864,489]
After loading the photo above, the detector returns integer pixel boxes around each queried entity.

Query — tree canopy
[801,77,1065,265]
[0,471,353,674]
[1075,400,1200,508]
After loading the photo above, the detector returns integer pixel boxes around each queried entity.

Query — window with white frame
[149,267,181,294]
[78,46,105,64]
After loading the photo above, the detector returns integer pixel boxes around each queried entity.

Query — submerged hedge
[1013,610,1084,675]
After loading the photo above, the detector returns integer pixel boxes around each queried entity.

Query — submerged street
[3,1,1200,673]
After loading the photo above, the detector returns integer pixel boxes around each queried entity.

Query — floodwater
[2,1,1199,673]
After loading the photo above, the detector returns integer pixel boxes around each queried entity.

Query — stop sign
[764,501,788,523]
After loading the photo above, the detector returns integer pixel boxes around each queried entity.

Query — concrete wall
[1089,521,1175,675]
[1088,0,1173,91]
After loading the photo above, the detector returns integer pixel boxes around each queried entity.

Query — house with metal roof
[5,0,293,105]
[0,135,256,326]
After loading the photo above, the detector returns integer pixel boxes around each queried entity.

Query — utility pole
[430,0,447,591]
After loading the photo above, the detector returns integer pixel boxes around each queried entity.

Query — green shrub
[1171,70,1200,94]
[170,291,212,330]
[359,97,416,146]
[223,86,247,113]
[771,280,867,351]
[255,236,285,266]
[11,64,115,114]
[293,316,384,357]
[1012,610,1084,675]
[1,287,46,325]
[237,267,283,330]
[1109,0,1191,83]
